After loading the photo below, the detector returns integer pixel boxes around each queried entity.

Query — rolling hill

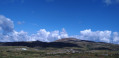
[0,38,119,58]
[0,38,119,51]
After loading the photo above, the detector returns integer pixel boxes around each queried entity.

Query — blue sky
[0,0,119,35]
[0,0,119,43]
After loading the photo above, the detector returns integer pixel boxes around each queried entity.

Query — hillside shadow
[1,41,80,48]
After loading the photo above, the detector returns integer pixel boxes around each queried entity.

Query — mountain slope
[0,38,119,51]
[55,38,119,51]
[0,38,119,58]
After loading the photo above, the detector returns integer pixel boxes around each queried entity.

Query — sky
[0,0,119,44]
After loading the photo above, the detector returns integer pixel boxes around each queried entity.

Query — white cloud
[60,28,69,38]
[113,32,119,44]
[75,29,111,43]
[0,15,69,42]
[11,30,29,41]
[30,29,50,42]
[0,15,28,42]
[0,15,14,34]
[29,28,68,42]
[72,29,119,44]
[0,15,119,44]
[0,30,29,42]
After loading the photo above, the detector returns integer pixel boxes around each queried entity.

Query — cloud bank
[72,29,119,44]
[0,15,68,42]
[0,15,119,44]
[29,28,68,42]
[72,29,111,43]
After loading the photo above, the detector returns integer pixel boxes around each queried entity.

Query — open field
[0,46,119,58]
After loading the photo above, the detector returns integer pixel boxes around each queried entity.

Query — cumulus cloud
[29,28,68,42]
[0,30,29,42]
[72,29,119,44]
[0,15,68,42]
[0,15,119,44]
[11,30,29,41]
[77,29,111,43]
[113,32,119,44]
[0,15,14,34]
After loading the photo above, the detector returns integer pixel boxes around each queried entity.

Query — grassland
[0,46,119,58]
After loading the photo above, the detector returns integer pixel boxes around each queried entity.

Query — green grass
[0,46,119,58]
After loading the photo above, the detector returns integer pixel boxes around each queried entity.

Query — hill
[0,38,119,58]
[0,38,119,51]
